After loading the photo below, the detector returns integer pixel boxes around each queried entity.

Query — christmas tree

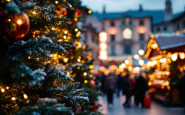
[0,0,100,114]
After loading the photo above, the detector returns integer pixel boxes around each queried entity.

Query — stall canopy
[144,35,185,58]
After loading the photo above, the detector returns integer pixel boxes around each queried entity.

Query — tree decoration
[4,13,30,40]
[56,7,67,17]
[75,9,81,16]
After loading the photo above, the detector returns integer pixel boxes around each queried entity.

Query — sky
[81,0,185,13]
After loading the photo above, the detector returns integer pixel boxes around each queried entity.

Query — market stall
[144,35,185,106]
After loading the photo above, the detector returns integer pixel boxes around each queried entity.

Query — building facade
[86,0,185,62]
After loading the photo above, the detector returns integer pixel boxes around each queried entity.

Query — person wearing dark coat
[135,72,148,107]
[120,72,131,107]
[104,73,116,107]
[178,70,185,111]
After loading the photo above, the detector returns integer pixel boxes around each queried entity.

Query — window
[123,28,132,39]
[124,45,132,54]
[111,46,116,56]
[163,26,167,31]
[110,21,115,27]
[139,20,144,26]
[139,34,145,41]
[110,35,115,42]
[156,27,160,32]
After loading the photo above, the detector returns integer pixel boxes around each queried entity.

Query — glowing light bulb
[77,58,81,62]
[180,53,185,59]
[55,1,58,4]
[138,49,144,56]
[17,19,23,25]
[125,60,129,64]
[1,88,5,93]
[6,87,9,89]
[75,28,78,32]
[83,72,87,76]
[32,11,36,15]
[64,30,68,34]
[171,54,177,61]
[63,35,67,39]
[8,19,11,22]
[84,80,88,84]
[63,58,68,63]
[88,10,92,14]
[139,60,144,65]
[23,94,28,99]
[134,54,139,59]
[11,97,16,101]
[28,56,31,59]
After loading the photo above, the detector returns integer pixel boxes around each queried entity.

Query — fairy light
[64,30,68,34]
[32,11,36,15]
[84,80,88,84]
[6,87,9,89]
[1,88,5,93]
[77,58,81,62]
[6,0,11,2]
[125,60,129,65]
[8,19,11,22]
[63,58,68,63]
[88,10,92,14]
[63,35,67,39]
[23,94,28,99]
[75,28,78,32]
[28,56,31,59]
[55,1,58,4]
[11,97,16,101]
[83,72,87,76]
[17,19,23,25]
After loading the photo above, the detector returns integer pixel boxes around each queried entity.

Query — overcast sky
[81,0,185,13]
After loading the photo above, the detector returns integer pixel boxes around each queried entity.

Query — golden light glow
[171,54,177,61]
[63,35,67,39]
[139,60,144,65]
[138,26,146,34]
[125,60,129,64]
[119,63,126,69]
[63,58,68,63]
[83,72,87,76]
[148,82,152,86]
[160,58,166,63]
[138,49,145,56]
[64,30,68,34]
[151,43,158,49]
[84,80,88,84]
[17,19,23,25]
[8,19,11,22]
[99,51,108,60]
[6,87,9,89]
[75,28,78,32]
[88,10,92,14]
[74,18,78,21]
[100,43,107,50]
[89,65,94,69]
[11,97,16,101]
[28,56,31,59]
[99,32,107,42]
[180,53,185,59]
[77,58,81,62]
[1,88,5,93]
[23,94,28,99]
[55,1,58,4]
[134,54,140,60]
[6,0,11,2]
[32,11,36,15]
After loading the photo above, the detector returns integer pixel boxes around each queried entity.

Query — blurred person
[120,71,131,108]
[96,71,104,91]
[135,72,149,107]
[116,72,122,97]
[104,72,117,107]
[178,70,185,111]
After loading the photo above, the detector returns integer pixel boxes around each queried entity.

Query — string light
[11,97,16,101]
[64,30,68,34]
[125,60,129,64]
[84,80,88,84]
[32,11,36,15]
[17,19,23,25]
[83,72,87,76]
[171,54,177,61]
[139,60,144,65]
[6,87,9,89]
[75,28,78,32]
[1,88,5,93]
[134,54,139,59]
[180,53,185,59]
[88,10,92,14]
[8,19,11,22]
[77,58,81,62]
[28,56,31,59]
[6,0,11,2]
[23,94,28,99]
[63,35,67,39]
[55,1,58,4]
[63,58,68,63]
[138,49,144,56]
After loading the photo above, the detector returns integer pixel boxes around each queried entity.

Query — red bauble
[92,103,99,111]
[4,13,30,40]
[75,9,81,16]
[56,7,67,17]
[68,21,73,25]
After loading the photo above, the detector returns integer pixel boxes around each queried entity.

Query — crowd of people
[96,70,149,108]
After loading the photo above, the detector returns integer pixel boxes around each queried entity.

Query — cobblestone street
[98,95,184,115]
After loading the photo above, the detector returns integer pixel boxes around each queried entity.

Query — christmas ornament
[68,21,73,25]
[75,9,81,16]
[56,7,67,17]
[92,102,99,111]
[4,13,30,40]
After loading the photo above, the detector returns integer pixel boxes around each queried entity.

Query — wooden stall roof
[144,35,185,58]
